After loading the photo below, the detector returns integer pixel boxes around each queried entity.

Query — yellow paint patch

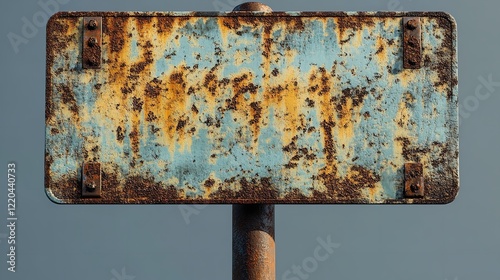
[337,98,355,142]
[393,138,405,164]
[362,183,385,202]
[64,17,79,36]
[394,94,412,129]
[375,37,388,69]
[164,176,180,187]
[282,70,300,145]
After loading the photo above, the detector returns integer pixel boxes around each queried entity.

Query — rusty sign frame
[45,11,458,204]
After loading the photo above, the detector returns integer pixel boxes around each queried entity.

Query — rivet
[404,162,424,198]
[86,182,96,191]
[407,57,417,66]
[87,37,97,47]
[406,19,418,30]
[82,162,101,197]
[88,58,99,66]
[87,19,98,30]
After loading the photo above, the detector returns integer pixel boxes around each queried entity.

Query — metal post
[231,3,275,279]
[233,204,275,280]
[232,2,273,12]
[230,3,275,279]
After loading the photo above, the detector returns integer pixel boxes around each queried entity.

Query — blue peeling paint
[130,37,139,60]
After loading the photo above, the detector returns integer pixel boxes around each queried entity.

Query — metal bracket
[403,17,422,69]
[82,162,102,197]
[82,17,102,69]
[404,162,424,198]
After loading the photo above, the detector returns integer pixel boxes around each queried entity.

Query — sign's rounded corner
[45,186,65,205]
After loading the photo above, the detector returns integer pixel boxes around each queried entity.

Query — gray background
[0,0,498,279]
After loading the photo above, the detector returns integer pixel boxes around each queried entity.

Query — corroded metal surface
[45,11,458,204]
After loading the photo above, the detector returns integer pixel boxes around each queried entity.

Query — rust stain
[375,37,388,67]
[431,18,454,98]
[145,77,162,98]
[156,16,176,34]
[101,17,133,155]
[201,68,227,114]
[125,176,180,203]
[132,18,155,160]
[158,66,191,153]
[239,74,261,136]
[106,17,127,53]
[249,101,263,137]
[337,165,380,198]
[336,87,370,142]
[210,177,278,200]
[116,126,125,142]
[203,70,219,96]
[46,17,77,123]
[218,17,242,46]
[335,16,375,45]
[308,66,338,178]
[57,83,79,116]
[396,137,431,162]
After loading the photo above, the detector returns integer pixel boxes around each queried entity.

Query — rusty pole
[232,2,274,12]
[233,204,275,280]
[231,4,275,280]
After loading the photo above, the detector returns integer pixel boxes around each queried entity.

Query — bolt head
[87,58,99,66]
[86,182,96,191]
[410,184,420,193]
[87,20,98,30]
[407,56,418,66]
[87,37,98,47]
[406,19,418,30]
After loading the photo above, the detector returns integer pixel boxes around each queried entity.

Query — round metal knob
[232,2,273,12]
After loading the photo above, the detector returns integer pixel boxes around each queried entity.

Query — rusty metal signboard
[45,11,458,204]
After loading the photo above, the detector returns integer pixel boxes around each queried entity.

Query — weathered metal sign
[45,11,458,204]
